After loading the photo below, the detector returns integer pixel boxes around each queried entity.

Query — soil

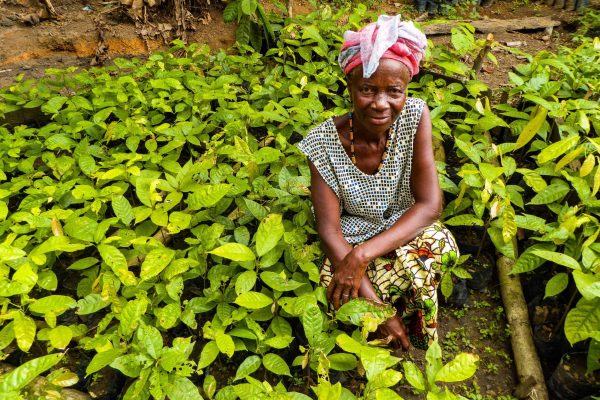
[0,0,597,397]
[0,0,588,88]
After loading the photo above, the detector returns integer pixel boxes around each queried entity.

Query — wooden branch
[42,0,59,18]
[498,257,549,400]
[423,17,561,35]
[472,33,494,74]
[481,132,549,400]
[287,0,293,18]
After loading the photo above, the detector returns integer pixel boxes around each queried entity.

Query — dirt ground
[0,0,597,397]
[0,0,587,88]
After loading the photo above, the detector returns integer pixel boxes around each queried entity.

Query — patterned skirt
[321,222,459,349]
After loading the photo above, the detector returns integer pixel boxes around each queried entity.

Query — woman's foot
[371,315,411,350]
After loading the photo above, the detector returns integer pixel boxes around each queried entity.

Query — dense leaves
[0,4,599,398]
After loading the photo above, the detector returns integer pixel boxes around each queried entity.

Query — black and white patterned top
[298,97,425,244]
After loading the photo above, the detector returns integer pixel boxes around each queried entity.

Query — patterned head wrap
[338,15,427,79]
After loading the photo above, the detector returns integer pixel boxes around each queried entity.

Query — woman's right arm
[308,160,352,267]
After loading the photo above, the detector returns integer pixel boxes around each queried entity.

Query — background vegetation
[0,4,598,399]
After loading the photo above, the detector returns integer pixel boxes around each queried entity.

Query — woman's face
[347,59,411,135]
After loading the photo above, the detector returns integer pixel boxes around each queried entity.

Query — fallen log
[423,16,561,35]
[481,132,549,400]
[498,257,549,400]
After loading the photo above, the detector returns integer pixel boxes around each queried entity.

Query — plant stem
[552,288,578,338]
[476,218,490,259]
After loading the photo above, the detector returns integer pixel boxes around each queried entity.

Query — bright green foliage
[402,341,478,397]
[1,2,599,396]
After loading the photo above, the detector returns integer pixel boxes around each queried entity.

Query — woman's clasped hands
[325,247,367,310]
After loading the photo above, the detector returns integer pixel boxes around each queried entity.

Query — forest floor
[0,0,596,397]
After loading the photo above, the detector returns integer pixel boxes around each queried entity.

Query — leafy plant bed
[0,4,599,399]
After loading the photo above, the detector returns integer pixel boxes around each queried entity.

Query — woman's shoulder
[298,118,335,152]
[405,97,427,111]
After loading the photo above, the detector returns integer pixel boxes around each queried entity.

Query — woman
[298,15,459,350]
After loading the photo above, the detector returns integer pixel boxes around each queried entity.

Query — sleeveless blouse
[298,97,425,244]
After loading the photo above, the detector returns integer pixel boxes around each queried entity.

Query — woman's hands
[326,247,369,310]
[378,315,410,350]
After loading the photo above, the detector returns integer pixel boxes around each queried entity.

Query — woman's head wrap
[338,15,427,79]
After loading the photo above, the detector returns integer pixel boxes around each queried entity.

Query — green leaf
[140,248,175,280]
[29,295,76,316]
[0,353,62,393]
[531,250,580,270]
[572,270,600,300]
[262,353,291,376]
[42,95,68,113]
[515,106,548,150]
[235,291,272,309]
[203,374,217,400]
[565,298,600,345]
[209,243,255,262]
[260,271,304,292]
[76,294,110,315]
[13,311,36,352]
[64,217,98,242]
[443,214,484,227]
[243,198,267,220]
[98,244,137,286]
[335,298,395,327]
[510,244,555,274]
[110,354,145,378]
[156,303,181,329]
[113,195,134,225]
[255,214,284,257]
[167,211,192,234]
[302,304,323,346]
[223,2,238,22]
[198,340,219,369]
[86,348,124,376]
[119,298,148,337]
[528,183,570,205]
[425,341,443,388]
[234,355,261,381]
[403,361,426,391]
[0,244,26,261]
[68,257,99,271]
[544,273,569,299]
[0,322,15,352]
[187,184,231,210]
[240,0,257,15]
[215,331,235,358]
[136,324,163,359]
[164,376,203,400]
[48,326,73,349]
[588,340,600,374]
[435,353,479,382]
[327,353,357,372]
[537,136,579,165]
[78,155,97,176]
[235,270,257,295]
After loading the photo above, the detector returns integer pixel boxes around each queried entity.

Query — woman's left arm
[352,104,442,263]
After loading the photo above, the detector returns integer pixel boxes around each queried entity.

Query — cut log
[498,256,549,400]
[482,131,549,400]
[423,16,561,35]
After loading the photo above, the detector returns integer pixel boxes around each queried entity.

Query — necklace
[348,112,391,173]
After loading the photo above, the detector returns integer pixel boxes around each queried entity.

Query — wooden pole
[498,257,549,400]
[481,132,549,399]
